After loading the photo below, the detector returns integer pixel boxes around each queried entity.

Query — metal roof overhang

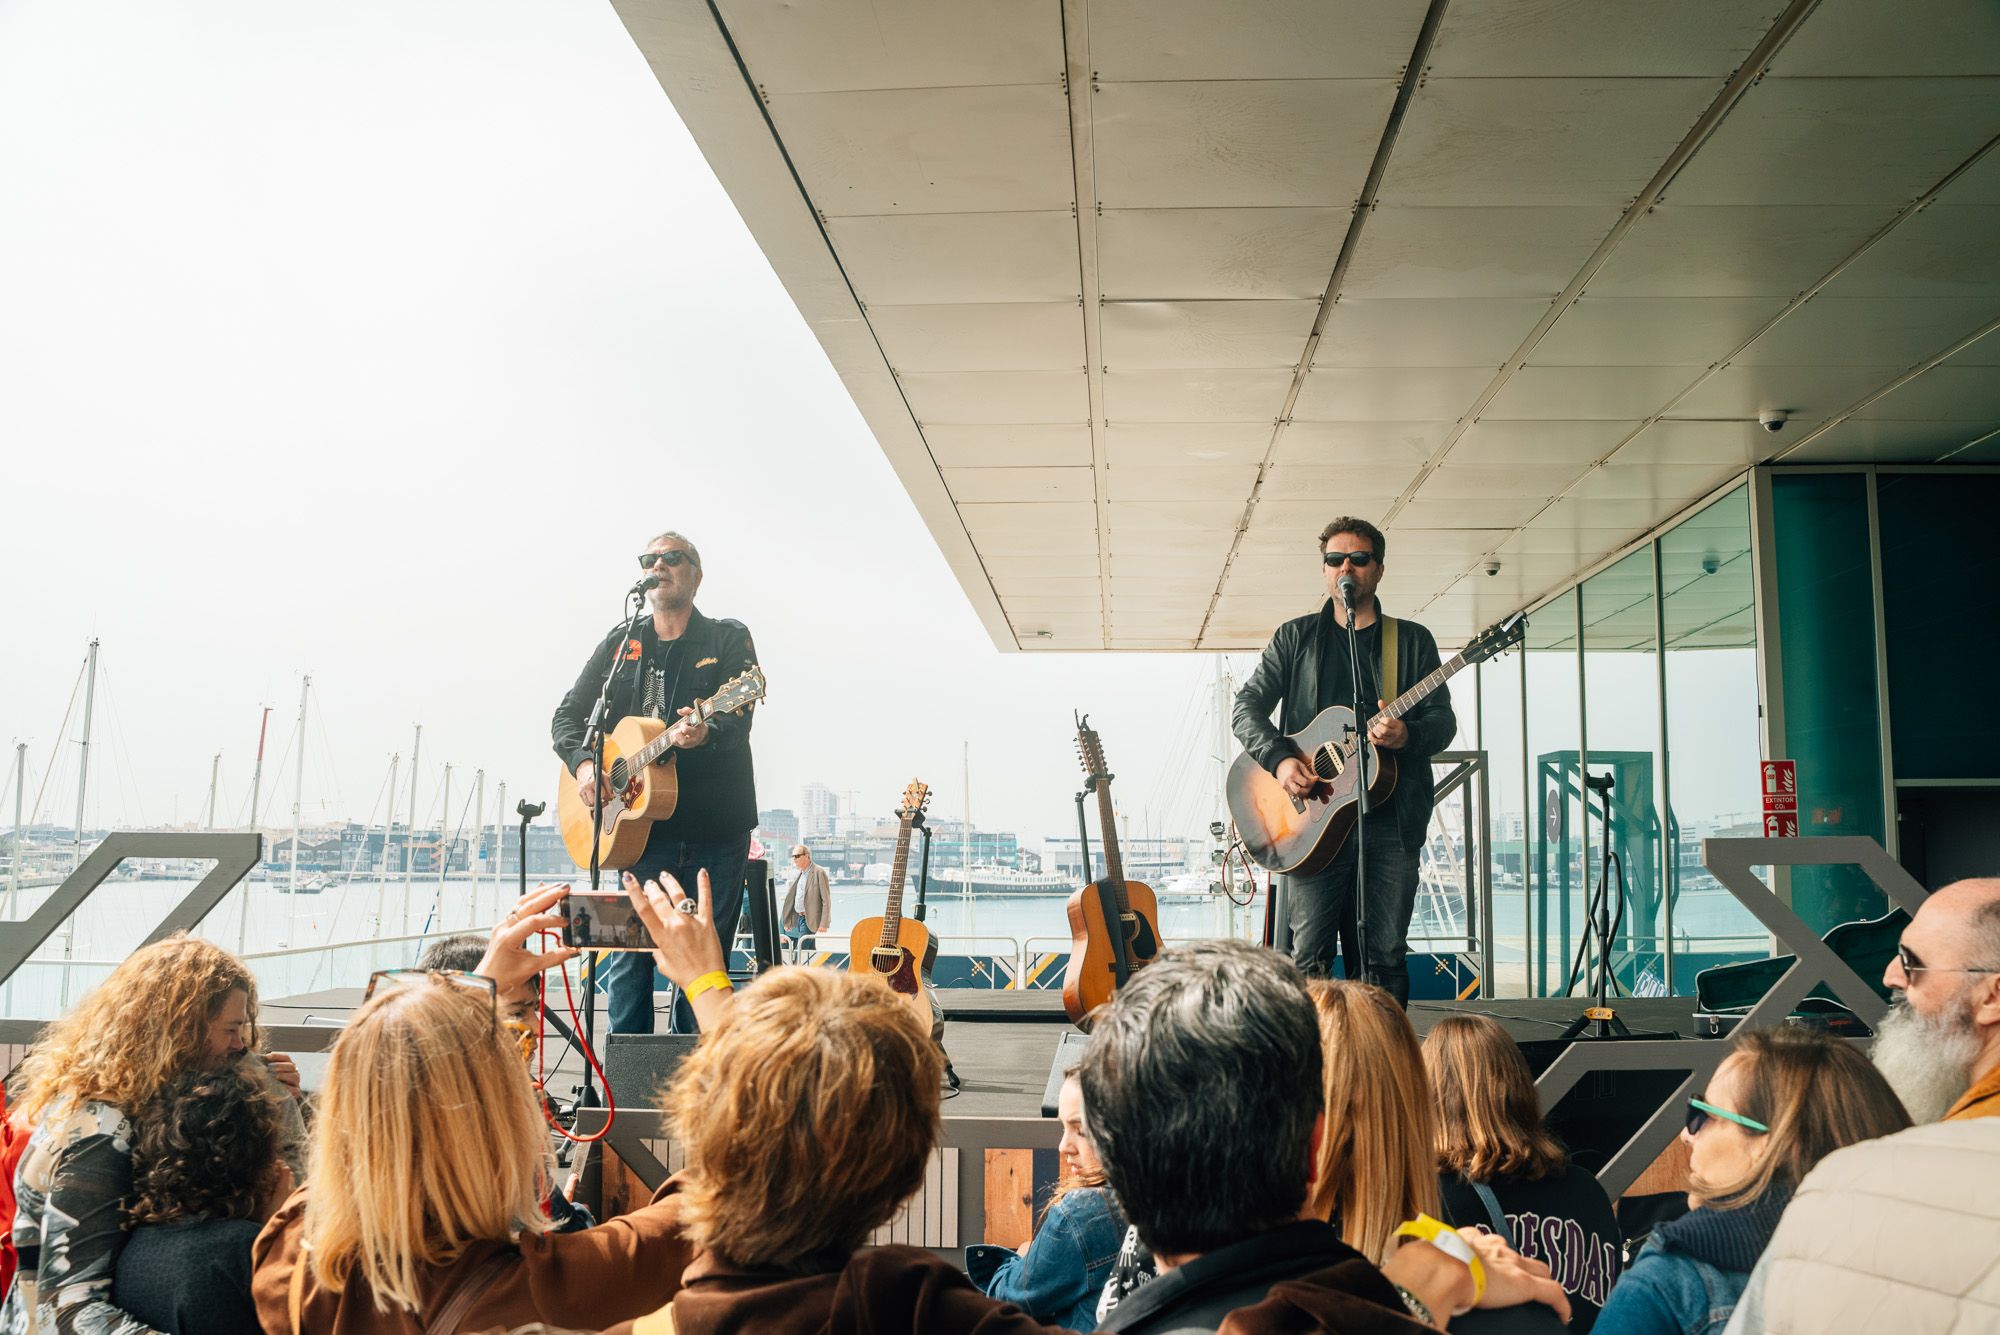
[611,0,2000,653]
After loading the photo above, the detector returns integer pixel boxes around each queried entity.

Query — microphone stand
[912,807,933,925]
[577,582,652,1108]
[1342,578,1372,989]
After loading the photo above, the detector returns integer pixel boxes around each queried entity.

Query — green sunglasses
[1686,1096,1768,1137]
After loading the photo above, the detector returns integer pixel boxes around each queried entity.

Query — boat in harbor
[912,865,1073,897]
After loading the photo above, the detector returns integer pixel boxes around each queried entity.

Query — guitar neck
[1381,649,1469,723]
[630,700,708,769]
[878,813,918,946]
[1092,780,1132,912]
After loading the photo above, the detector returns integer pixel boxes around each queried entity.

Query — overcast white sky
[0,0,1264,849]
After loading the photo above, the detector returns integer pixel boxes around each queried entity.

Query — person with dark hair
[1079,940,1569,1334]
[551,529,759,1036]
[1423,1014,1623,1331]
[968,1067,1134,1329]
[112,1060,293,1335]
[1592,1026,1910,1335]
[1231,515,1457,1006]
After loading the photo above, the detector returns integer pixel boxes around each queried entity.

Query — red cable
[530,933,615,1144]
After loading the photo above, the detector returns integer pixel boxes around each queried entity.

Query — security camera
[1700,554,1721,576]
[1482,560,1502,577]
[1758,409,1788,433]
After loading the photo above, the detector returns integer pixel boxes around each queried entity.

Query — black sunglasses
[638,550,694,570]
[1897,944,2000,977]
[1323,550,1376,568]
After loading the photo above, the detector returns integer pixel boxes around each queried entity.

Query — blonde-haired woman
[1423,1013,1623,1331]
[250,885,688,1334]
[606,965,1063,1335]
[1305,978,1442,1262]
[4,933,305,1335]
[1593,1026,1909,1335]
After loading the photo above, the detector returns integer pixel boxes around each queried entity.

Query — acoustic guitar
[555,665,767,870]
[848,780,938,1021]
[1226,614,1525,876]
[1062,718,1162,1027]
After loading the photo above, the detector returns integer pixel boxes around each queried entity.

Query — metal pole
[962,739,973,933]
[494,780,507,902]
[8,742,24,918]
[205,752,221,830]
[376,752,399,937]
[438,763,453,920]
[71,638,99,872]
[289,675,310,907]
[470,769,484,927]
[240,705,271,954]
[404,724,421,933]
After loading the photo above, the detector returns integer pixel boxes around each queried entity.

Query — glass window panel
[1480,653,1529,995]
[1582,546,1667,996]
[1661,485,1770,975]
[1525,587,1585,996]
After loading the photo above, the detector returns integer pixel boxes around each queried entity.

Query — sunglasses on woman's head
[364,969,499,1030]
[1685,1096,1768,1137]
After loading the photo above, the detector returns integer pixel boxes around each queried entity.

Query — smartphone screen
[562,891,655,951]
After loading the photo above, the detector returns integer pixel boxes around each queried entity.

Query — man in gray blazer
[780,844,832,960]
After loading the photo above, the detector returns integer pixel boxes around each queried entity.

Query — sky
[0,0,1256,851]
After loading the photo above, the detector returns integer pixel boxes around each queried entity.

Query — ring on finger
[675,898,699,916]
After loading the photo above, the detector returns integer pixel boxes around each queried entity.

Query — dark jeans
[602,834,750,1034]
[1283,812,1418,1006]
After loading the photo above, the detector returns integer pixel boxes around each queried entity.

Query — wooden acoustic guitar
[556,665,767,870]
[1226,614,1525,877]
[849,780,938,1021]
[1062,718,1162,1027]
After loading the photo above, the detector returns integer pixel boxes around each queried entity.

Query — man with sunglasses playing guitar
[1232,516,1457,1007]
[551,531,759,1034]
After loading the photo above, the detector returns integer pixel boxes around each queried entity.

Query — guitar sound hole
[870,949,904,974]
[609,759,630,788]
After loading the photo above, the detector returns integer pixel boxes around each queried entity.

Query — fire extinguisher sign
[1761,760,1798,838]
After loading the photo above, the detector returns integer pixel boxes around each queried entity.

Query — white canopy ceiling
[612,0,2000,651]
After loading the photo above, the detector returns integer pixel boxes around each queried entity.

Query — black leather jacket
[1231,601,1457,855]
[551,607,759,844]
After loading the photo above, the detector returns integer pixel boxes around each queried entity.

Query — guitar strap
[1380,616,1400,703]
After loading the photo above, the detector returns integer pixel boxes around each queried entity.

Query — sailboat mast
[9,742,24,916]
[71,638,99,871]
[288,675,310,904]
[404,724,421,933]
[494,780,507,898]
[470,768,484,925]
[205,752,221,830]
[438,763,453,908]
[962,739,971,899]
[249,706,271,831]
[376,751,399,935]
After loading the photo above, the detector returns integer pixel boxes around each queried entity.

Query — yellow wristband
[684,970,734,1001]
[1394,1214,1484,1307]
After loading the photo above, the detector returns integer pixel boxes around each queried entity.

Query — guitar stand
[911,815,960,1093]
[1558,771,1641,1042]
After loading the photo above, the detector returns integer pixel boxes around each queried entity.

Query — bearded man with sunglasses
[551,531,759,1034]
[1231,516,1456,1007]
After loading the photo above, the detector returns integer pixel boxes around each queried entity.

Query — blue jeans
[602,834,750,1034]
[1283,812,1418,1005]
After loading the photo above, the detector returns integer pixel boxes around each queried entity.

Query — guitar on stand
[848,780,940,1024]
[1062,716,1162,1027]
[1225,614,1525,875]
[555,666,767,869]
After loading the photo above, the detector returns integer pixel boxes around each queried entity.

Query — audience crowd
[0,875,1993,1334]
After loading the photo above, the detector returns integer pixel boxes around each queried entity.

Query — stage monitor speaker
[1041,1030,1092,1117]
[604,1033,701,1106]
[742,856,778,975]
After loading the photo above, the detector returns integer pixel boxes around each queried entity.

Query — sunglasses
[1322,550,1377,569]
[637,550,694,570]
[365,969,499,1031]
[1685,1096,1768,1137]
[1896,944,2000,978]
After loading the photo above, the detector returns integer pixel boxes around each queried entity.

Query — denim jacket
[968,1187,1125,1332]
[1594,1191,1790,1335]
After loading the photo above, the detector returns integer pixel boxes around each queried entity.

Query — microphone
[629,574,659,596]
[1337,573,1358,603]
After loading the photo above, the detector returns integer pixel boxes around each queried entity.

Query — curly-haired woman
[3,933,305,1335]
[111,1060,293,1335]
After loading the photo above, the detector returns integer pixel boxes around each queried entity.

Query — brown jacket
[604,1246,1071,1335]
[251,1180,691,1334]
[1944,1060,2000,1121]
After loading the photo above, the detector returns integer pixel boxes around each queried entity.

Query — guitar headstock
[1464,613,1528,666]
[709,665,768,715]
[1074,712,1110,783]
[897,779,931,820]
